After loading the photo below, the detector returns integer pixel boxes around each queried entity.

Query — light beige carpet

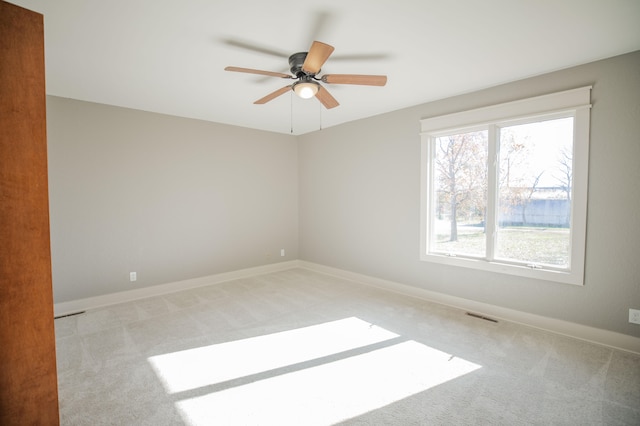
[54,268,640,425]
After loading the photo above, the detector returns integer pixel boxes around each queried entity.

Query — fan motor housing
[289,52,310,76]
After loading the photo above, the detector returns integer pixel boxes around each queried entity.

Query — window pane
[496,117,573,267]
[431,130,488,257]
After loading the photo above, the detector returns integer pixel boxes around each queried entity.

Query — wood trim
[0,2,59,424]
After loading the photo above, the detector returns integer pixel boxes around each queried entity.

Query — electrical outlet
[129,272,137,282]
[630,309,640,325]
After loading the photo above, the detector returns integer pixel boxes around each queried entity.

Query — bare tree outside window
[496,118,574,266]
[421,86,591,285]
[554,146,573,227]
[499,128,545,226]
[432,131,487,256]
[430,118,573,265]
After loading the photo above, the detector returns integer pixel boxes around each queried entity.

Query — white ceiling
[11,0,640,135]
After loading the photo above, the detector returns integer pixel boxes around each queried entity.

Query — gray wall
[47,97,298,303]
[298,51,640,338]
[46,51,639,338]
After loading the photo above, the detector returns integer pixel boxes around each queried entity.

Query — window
[420,87,591,285]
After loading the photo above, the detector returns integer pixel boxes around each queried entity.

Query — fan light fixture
[225,40,387,109]
[293,80,319,99]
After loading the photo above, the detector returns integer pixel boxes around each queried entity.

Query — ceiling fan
[225,41,387,109]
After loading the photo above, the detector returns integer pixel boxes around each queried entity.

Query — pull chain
[290,92,293,134]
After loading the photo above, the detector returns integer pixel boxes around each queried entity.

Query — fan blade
[305,11,333,47]
[315,85,339,109]
[225,66,292,79]
[254,85,292,104]
[330,53,390,61]
[302,41,334,75]
[221,38,289,58]
[321,74,387,86]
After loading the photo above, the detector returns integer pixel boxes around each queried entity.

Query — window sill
[420,253,584,286]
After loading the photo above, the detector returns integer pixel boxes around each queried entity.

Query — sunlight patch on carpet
[148,317,481,425]
[178,340,480,425]
[148,317,398,394]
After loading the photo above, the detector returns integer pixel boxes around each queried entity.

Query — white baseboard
[53,260,300,317]
[298,261,640,355]
[55,259,640,354]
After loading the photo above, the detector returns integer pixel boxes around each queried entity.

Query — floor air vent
[54,311,85,320]
[466,312,498,323]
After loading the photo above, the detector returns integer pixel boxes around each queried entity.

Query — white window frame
[420,87,591,285]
